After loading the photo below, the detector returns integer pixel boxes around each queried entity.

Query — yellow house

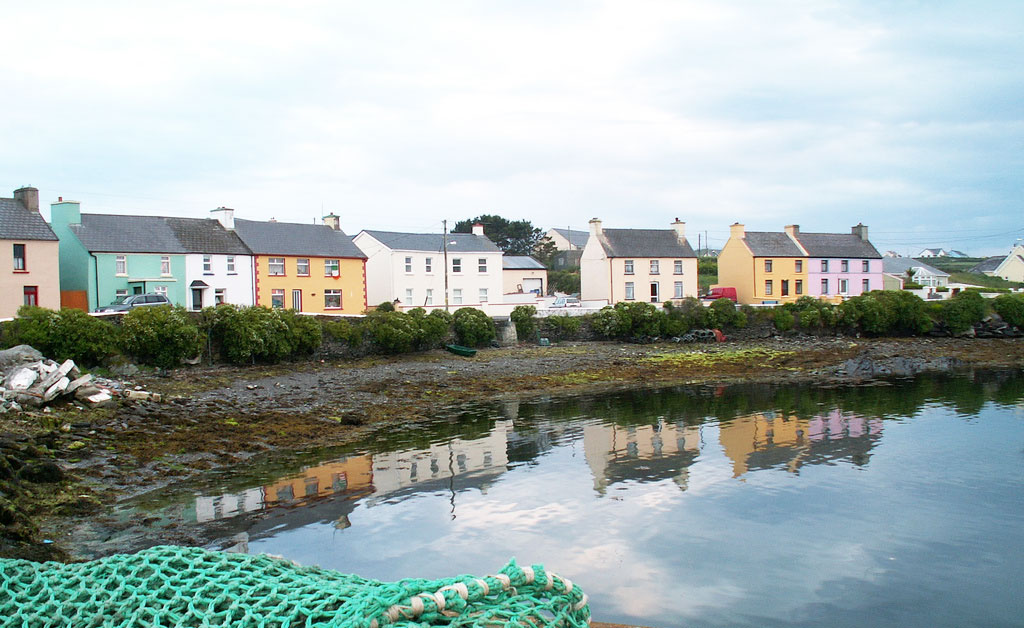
[717,223,808,304]
[234,214,367,315]
[1,187,60,318]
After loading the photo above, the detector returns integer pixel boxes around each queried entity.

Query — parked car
[700,287,738,303]
[551,296,581,308]
[95,293,171,312]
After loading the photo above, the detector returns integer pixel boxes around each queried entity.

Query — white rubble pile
[0,345,162,413]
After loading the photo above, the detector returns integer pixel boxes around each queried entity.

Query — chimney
[13,187,39,213]
[589,217,603,236]
[851,223,868,241]
[323,213,341,231]
[730,222,745,239]
[210,206,235,230]
[671,217,686,242]
[784,224,799,238]
[471,222,484,236]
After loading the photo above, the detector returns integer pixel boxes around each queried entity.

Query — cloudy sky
[3,1,1021,255]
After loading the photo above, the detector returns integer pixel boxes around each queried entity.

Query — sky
[2,0,1022,256]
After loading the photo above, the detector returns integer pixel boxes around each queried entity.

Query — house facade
[354,224,504,311]
[979,244,1024,283]
[881,257,949,289]
[800,225,883,299]
[543,227,588,270]
[175,208,255,310]
[0,187,60,317]
[718,224,808,304]
[233,214,367,315]
[580,218,698,305]
[502,256,547,295]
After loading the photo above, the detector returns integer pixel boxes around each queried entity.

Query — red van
[701,287,738,302]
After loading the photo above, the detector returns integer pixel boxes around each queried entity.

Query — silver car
[95,293,171,312]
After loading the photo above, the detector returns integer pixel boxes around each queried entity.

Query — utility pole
[443,219,450,312]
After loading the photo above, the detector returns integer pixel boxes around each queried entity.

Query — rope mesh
[0,545,590,628]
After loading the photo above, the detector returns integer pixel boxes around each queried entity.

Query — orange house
[234,214,367,315]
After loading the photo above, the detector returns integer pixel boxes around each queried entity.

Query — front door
[650,282,660,303]
[292,289,302,311]
[781,280,789,297]
[191,288,203,311]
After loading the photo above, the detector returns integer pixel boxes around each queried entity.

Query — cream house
[502,256,547,295]
[981,244,1024,283]
[1,187,60,317]
[580,218,698,305]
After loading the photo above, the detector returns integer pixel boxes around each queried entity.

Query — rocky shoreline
[2,336,1023,562]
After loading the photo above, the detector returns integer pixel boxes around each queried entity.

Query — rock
[74,386,102,401]
[5,367,38,391]
[84,391,117,408]
[43,377,70,402]
[66,374,93,395]
[38,359,76,390]
[0,345,43,371]
[18,461,65,484]
[124,390,152,401]
[108,363,140,378]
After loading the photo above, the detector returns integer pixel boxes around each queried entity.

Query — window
[649,281,660,303]
[271,289,285,308]
[296,258,309,276]
[650,260,659,274]
[324,289,342,309]
[625,282,635,300]
[821,279,829,294]
[674,281,684,298]
[841,260,849,273]
[154,286,168,298]
[269,258,285,276]
[765,280,773,295]
[479,288,488,303]
[425,289,433,305]
[765,259,773,272]
[116,255,127,275]
[674,260,683,275]
[202,255,211,273]
[13,244,25,271]
[862,278,870,292]
[862,260,870,272]
[452,258,462,273]
[821,260,829,272]
[115,289,128,298]
[795,259,803,273]
[227,256,236,273]
[404,256,413,273]
[215,288,225,305]
[453,289,463,304]
[23,286,37,306]
[478,258,487,273]
[324,259,340,276]
[425,257,433,273]
[405,288,413,303]
[795,280,803,295]
[839,279,849,293]
[624,260,634,275]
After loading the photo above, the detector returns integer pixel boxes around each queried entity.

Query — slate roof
[793,233,881,259]
[882,257,949,277]
[597,228,696,258]
[550,228,589,248]
[0,197,58,241]
[742,232,804,257]
[165,218,250,255]
[970,256,1004,273]
[502,256,546,270]
[70,214,186,253]
[360,230,501,253]
[234,219,366,258]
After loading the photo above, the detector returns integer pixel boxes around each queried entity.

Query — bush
[278,310,323,356]
[121,305,202,369]
[591,302,664,339]
[664,298,711,334]
[203,305,313,364]
[407,308,452,349]
[323,318,361,347]
[940,290,987,333]
[3,306,119,366]
[452,308,496,347]
[543,315,581,340]
[784,296,837,332]
[375,301,396,312]
[773,308,795,332]
[708,298,746,329]
[838,291,931,336]
[510,305,538,340]
[364,310,418,353]
[992,293,1024,328]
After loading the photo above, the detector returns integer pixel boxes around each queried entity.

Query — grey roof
[970,256,1004,273]
[598,229,696,258]
[742,232,804,257]
[882,257,948,277]
[0,197,58,241]
[502,256,546,270]
[793,233,881,259]
[165,217,251,255]
[71,214,186,253]
[360,230,501,253]
[550,228,589,248]
[235,219,365,258]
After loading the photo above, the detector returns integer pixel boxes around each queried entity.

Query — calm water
[126,372,1024,628]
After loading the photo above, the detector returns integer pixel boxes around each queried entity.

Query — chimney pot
[784,224,800,238]
[211,206,235,230]
[471,222,485,236]
[730,223,745,239]
[589,217,603,236]
[323,213,341,231]
[671,218,686,242]
[851,223,868,241]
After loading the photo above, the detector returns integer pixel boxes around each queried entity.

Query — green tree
[452,215,543,255]
[531,236,559,268]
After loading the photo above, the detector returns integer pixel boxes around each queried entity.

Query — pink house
[789,224,883,299]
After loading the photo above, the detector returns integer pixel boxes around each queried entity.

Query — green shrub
[278,310,323,356]
[452,308,496,347]
[203,305,304,364]
[323,318,361,347]
[407,308,452,349]
[708,298,746,329]
[364,310,418,353]
[664,298,710,332]
[121,305,202,369]
[773,308,795,332]
[992,293,1024,328]
[940,290,987,333]
[4,306,119,366]
[544,314,582,339]
[590,302,664,339]
[375,301,396,312]
[837,291,931,336]
[510,305,538,340]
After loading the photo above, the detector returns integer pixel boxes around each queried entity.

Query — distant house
[580,218,698,305]
[502,256,547,295]
[917,248,968,258]
[353,223,503,311]
[543,227,588,270]
[882,257,949,289]
[1,187,59,317]
[233,214,367,315]
[973,244,1024,283]
[970,256,1005,275]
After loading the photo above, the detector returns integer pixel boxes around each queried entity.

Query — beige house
[502,256,547,295]
[985,244,1024,283]
[580,218,698,305]
[1,187,60,318]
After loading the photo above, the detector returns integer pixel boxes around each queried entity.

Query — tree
[452,215,543,255]
[532,236,559,268]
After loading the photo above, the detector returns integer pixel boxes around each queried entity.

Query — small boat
[445,344,477,357]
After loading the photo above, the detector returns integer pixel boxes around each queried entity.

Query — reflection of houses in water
[718,408,883,477]
[583,420,702,492]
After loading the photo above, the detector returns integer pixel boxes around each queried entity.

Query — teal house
[50,199,188,311]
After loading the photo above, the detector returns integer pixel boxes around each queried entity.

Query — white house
[178,208,255,309]
[882,256,949,289]
[353,224,505,312]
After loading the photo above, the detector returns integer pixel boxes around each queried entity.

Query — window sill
[13,270,28,274]
[324,307,343,310]
[269,274,286,277]
[227,273,238,276]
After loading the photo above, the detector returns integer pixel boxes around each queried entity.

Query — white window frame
[404,256,413,273]
[214,288,226,305]
[154,285,168,298]
[625,282,635,300]
[324,289,342,309]
[479,288,488,303]
[624,260,634,275]
[674,281,683,298]
[162,256,172,276]
[202,255,212,273]
[324,259,340,277]
[227,256,236,273]
[116,255,127,275]
[650,260,659,275]
[115,288,128,298]
[425,288,433,305]
[452,258,462,273]
[271,288,285,308]
[839,278,849,294]
[452,288,463,305]
[268,258,285,276]
[425,257,433,273]
[296,258,310,276]
[405,288,413,303]
[674,260,683,275]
